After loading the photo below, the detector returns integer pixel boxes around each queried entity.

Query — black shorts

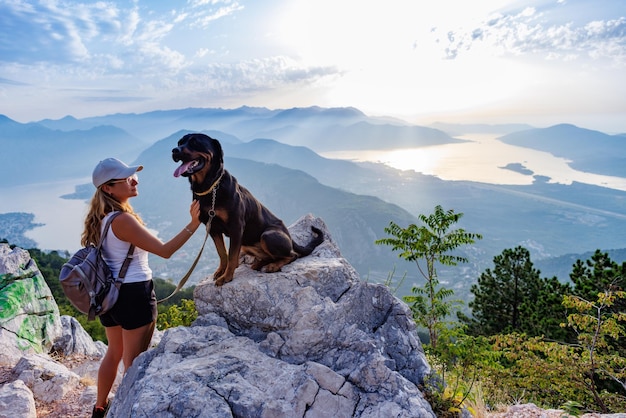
[99,280,157,330]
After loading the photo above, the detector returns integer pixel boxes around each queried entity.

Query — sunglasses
[108,173,138,186]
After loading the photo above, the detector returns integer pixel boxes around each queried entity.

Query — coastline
[0,178,89,252]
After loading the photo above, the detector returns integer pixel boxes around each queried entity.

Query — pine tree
[570,250,626,302]
[466,246,571,339]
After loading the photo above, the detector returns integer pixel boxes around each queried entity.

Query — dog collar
[194,173,223,197]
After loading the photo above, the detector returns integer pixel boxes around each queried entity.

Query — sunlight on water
[322,134,626,192]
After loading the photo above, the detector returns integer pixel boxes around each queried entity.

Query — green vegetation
[157,299,198,329]
[376,205,482,349]
[462,246,572,341]
[27,247,197,343]
[376,207,626,416]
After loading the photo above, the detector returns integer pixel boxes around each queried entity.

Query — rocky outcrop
[0,244,62,366]
[108,215,436,417]
[0,245,114,416]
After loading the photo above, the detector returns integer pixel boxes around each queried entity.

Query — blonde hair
[81,187,145,247]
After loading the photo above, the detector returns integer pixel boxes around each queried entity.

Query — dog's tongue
[174,161,193,178]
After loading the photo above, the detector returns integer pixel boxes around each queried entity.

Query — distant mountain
[78,106,276,144]
[220,137,374,189]
[35,106,464,152]
[429,122,534,136]
[499,123,626,177]
[36,115,92,131]
[535,248,626,282]
[0,115,145,186]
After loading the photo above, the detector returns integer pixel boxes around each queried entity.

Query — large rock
[51,315,107,358]
[0,379,36,418]
[12,353,80,403]
[0,244,62,365]
[109,215,435,417]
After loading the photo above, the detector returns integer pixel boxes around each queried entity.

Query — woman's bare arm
[111,200,201,259]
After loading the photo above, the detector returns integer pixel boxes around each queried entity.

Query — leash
[157,184,218,303]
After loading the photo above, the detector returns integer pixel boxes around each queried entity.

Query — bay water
[322,134,626,191]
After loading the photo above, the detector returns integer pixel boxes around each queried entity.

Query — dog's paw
[263,263,283,273]
[214,274,233,286]
[212,267,226,280]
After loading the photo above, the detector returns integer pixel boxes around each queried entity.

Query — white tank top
[100,211,152,284]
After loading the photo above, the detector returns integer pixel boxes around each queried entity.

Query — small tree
[569,250,626,354]
[562,288,626,413]
[376,205,482,348]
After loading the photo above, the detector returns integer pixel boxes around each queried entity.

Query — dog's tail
[293,226,324,257]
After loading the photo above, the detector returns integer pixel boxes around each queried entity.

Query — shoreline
[0,178,89,252]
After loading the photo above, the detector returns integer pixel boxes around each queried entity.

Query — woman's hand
[189,200,201,228]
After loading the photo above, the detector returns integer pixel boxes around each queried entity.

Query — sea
[3,135,626,252]
[321,134,626,191]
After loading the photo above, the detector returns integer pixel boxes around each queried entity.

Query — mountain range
[1,106,626,300]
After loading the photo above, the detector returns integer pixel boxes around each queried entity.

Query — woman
[85,157,201,418]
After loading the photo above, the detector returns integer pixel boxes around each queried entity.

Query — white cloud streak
[437,7,626,66]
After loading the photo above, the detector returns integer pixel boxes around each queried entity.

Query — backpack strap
[118,245,135,279]
[99,212,135,280]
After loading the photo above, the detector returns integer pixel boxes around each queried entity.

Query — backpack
[59,212,135,320]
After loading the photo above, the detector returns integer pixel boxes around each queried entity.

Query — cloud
[0,77,28,86]
[434,6,626,65]
[182,56,339,95]
[81,95,152,103]
[0,1,127,64]
[188,1,244,28]
[0,1,200,72]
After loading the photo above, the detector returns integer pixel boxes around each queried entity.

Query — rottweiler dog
[172,133,324,286]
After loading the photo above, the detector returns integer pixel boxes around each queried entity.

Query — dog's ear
[210,137,224,164]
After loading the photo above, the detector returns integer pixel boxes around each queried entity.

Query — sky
[1,0,625,133]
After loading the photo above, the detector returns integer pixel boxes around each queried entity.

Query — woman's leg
[96,325,123,408]
[122,320,156,371]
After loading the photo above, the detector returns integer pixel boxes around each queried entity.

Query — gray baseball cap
[92,158,143,188]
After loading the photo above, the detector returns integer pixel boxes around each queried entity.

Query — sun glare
[381,147,447,174]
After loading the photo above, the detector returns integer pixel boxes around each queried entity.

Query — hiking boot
[91,401,109,418]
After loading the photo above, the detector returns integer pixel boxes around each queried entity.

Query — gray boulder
[51,315,107,358]
[109,215,435,417]
[12,353,80,403]
[0,379,36,418]
[0,244,62,366]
